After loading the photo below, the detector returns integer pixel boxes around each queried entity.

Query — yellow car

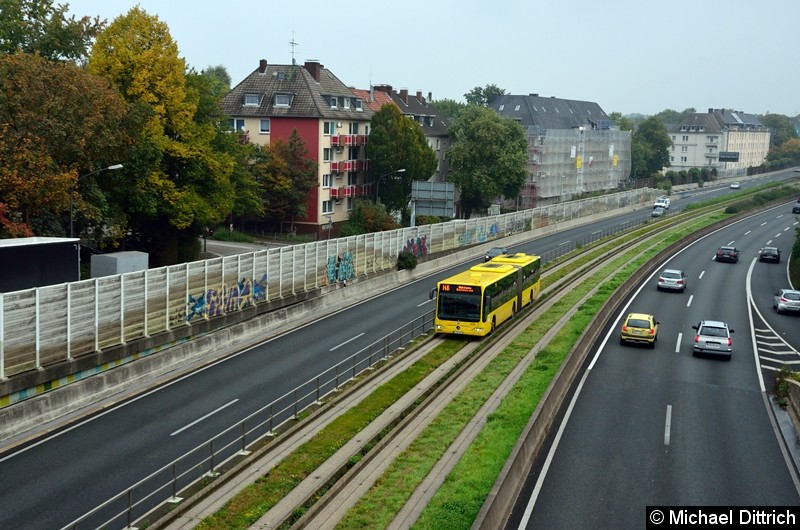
[620,313,659,348]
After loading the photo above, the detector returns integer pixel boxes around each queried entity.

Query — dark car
[651,206,666,218]
[715,245,739,263]
[758,246,781,263]
[793,201,800,214]
[484,246,508,262]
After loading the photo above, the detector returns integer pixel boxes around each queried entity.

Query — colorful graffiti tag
[186,273,268,321]
[402,235,428,257]
[327,251,355,284]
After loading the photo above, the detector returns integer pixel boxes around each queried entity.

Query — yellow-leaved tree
[88,6,236,265]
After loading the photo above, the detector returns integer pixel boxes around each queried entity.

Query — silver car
[692,320,734,360]
[773,289,800,314]
[657,269,687,292]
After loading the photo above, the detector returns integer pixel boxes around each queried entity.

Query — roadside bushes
[397,250,417,270]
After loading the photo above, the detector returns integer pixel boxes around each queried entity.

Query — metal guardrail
[61,311,435,530]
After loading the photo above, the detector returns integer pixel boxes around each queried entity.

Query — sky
[64,0,800,118]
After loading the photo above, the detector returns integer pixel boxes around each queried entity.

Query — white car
[730,182,741,189]
[654,196,670,209]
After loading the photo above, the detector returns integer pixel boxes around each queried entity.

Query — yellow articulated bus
[431,253,541,337]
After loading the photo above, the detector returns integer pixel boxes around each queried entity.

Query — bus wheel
[491,318,496,332]
[512,303,517,316]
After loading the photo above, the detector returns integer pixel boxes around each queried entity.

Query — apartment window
[680,156,687,162]
[355,99,363,111]
[323,174,333,188]
[324,121,335,135]
[365,124,370,135]
[244,93,260,106]
[322,200,333,214]
[670,156,674,162]
[671,135,676,141]
[259,119,270,134]
[347,197,353,211]
[682,135,689,141]
[436,138,441,151]
[515,105,521,111]
[499,104,504,111]
[275,94,291,107]
[330,96,338,108]
[343,97,350,109]
[228,118,245,131]
[681,146,688,152]
[323,148,332,162]
[671,146,675,152]
[349,122,359,134]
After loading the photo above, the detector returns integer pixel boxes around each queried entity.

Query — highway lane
[0,175,794,529]
[509,203,800,529]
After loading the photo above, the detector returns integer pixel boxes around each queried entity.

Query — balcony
[329,187,341,199]
[330,135,342,147]
[357,134,368,146]
[330,161,342,173]
[342,185,355,197]
[357,183,373,197]
[356,159,369,172]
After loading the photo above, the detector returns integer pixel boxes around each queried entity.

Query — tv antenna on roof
[289,32,299,65]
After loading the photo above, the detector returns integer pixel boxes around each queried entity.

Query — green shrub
[397,250,418,270]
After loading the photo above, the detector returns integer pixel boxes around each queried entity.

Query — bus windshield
[437,291,481,322]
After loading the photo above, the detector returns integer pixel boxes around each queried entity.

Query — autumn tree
[338,199,399,236]
[273,130,318,229]
[0,0,104,63]
[366,104,437,219]
[446,105,528,218]
[88,7,237,265]
[464,84,507,107]
[0,53,129,237]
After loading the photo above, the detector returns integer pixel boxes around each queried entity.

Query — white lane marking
[558,240,571,246]
[664,405,672,445]
[171,399,239,436]
[766,239,773,245]
[760,222,768,227]
[774,233,781,238]
[785,227,792,232]
[417,299,432,307]
[744,230,752,235]
[675,332,683,353]
[727,240,735,245]
[686,295,693,308]
[330,332,365,351]
[699,270,705,279]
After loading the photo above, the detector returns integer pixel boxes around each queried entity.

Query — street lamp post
[374,168,406,203]
[70,164,123,238]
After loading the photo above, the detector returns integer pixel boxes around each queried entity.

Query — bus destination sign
[441,284,479,294]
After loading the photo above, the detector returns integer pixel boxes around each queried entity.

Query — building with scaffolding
[491,94,631,208]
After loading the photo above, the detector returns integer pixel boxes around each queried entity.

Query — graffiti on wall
[185,273,268,321]
[457,223,500,247]
[403,235,428,257]
[327,251,355,284]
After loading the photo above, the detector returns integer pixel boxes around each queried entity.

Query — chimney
[373,84,392,94]
[400,88,408,104]
[708,108,713,114]
[304,60,322,82]
[416,90,423,103]
[428,91,432,102]
[258,59,267,74]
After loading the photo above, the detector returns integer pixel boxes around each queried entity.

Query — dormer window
[330,96,338,108]
[343,97,350,109]
[275,93,292,107]
[355,99,363,111]
[244,93,260,106]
